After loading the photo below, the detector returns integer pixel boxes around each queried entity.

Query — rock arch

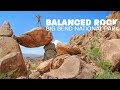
[0,21,57,78]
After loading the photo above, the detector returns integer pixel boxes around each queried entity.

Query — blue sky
[0,11,111,55]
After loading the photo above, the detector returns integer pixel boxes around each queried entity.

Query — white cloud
[20,45,44,55]
[53,40,62,47]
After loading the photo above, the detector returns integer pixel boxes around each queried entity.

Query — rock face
[76,62,101,79]
[68,11,120,64]
[56,42,81,55]
[14,27,53,48]
[44,43,57,60]
[37,58,53,74]
[0,21,13,37]
[0,36,27,77]
[29,71,40,79]
[100,39,120,71]
[42,55,80,79]
[106,11,120,19]
[51,54,70,69]
[41,55,101,79]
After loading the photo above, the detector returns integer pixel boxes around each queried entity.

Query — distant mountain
[22,53,42,59]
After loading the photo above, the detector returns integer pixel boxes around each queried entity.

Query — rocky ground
[1,11,120,79]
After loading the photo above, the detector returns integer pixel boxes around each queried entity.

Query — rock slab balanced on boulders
[14,27,53,48]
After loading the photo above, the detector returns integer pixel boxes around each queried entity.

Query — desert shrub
[97,61,110,71]
[93,70,120,79]
[86,48,100,61]
[0,69,16,79]
[93,61,120,79]
[28,64,37,71]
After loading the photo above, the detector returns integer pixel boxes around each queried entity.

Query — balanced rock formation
[0,26,27,78]
[56,42,81,55]
[0,21,13,37]
[100,39,120,71]
[43,42,57,60]
[14,27,53,48]
[41,55,101,79]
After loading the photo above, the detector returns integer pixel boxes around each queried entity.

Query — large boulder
[44,42,56,51]
[100,39,120,71]
[41,55,101,79]
[37,58,53,74]
[14,27,53,48]
[42,55,80,79]
[56,42,81,55]
[76,62,101,79]
[44,43,57,60]
[0,36,27,78]
[0,21,13,37]
[37,54,70,74]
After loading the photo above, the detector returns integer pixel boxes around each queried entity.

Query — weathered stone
[44,42,56,51]
[100,39,120,70]
[14,27,53,48]
[16,76,27,79]
[37,58,53,74]
[29,71,40,79]
[76,62,101,79]
[0,21,13,37]
[51,54,70,69]
[56,42,81,55]
[44,43,57,60]
[41,55,101,79]
[0,36,27,77]
[42,55,80,79]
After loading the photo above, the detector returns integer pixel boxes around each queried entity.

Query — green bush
[93,70,120,79]
[97,61,110,71]
[93,61,120,79]
[86,48,100,61]
[0,69,16,79]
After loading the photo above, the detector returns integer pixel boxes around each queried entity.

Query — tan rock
[100,39,120,70]
[51,54,70,69]
[106,11,120,19]
[76,62,101,79]
[0,21,13,37]
[0,36,27,77]
[56,43,81,55]
[42,55,101,79]
[37,54,70,74]
[42,55,80,79]
[69,34,85,46]
[14,27,53,48]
